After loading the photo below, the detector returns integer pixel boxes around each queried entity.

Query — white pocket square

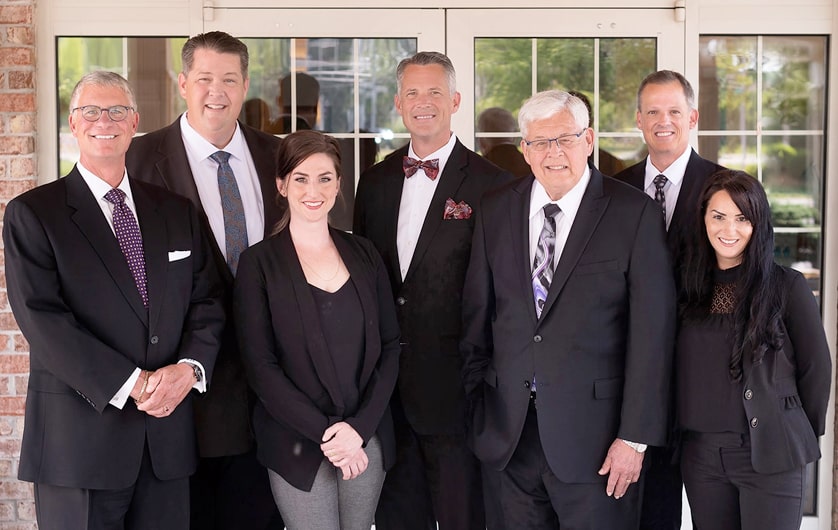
[168,250,191,262]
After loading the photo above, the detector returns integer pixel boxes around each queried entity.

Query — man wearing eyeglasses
[3,71,225,529]
[460,90,676,529]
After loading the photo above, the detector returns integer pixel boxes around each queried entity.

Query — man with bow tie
[353,51,513,530]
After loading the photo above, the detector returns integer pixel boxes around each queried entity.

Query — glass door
[206,8,445,230]
[447,8,684,174]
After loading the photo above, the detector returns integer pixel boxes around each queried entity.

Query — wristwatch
[622,440,648,453]
[189,363,203,384]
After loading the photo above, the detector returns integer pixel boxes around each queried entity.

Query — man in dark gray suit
[461,90,675,529]
[126,31,283,529]
[5,71,225,529]
[614,70,724,530]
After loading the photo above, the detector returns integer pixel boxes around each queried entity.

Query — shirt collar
[407,132,458,169]
[644,145,692,189]
[180,112,248,164]
[77,161,133,203]
[529,166,591,222]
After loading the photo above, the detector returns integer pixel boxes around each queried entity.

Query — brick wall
[0,0,37,528]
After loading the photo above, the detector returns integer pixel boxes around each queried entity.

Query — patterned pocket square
[443,198,473,220]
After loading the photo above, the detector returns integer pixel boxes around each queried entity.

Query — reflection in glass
[599,38,656,132]
[699,36,758,131]
[762,36,827,131]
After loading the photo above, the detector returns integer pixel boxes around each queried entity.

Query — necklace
[297,251,342,282]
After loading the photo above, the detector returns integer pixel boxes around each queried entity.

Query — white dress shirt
[528,166,591,270]
[179,113,266,260]
[396,133,458,280]
[643,146,692,231]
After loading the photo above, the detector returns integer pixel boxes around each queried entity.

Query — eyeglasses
[524,130,586,152]
[71,105,134,122]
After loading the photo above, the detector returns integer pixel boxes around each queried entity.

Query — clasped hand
[132,363,195,418]
[321,422,368,480]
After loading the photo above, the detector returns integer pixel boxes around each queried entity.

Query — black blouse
[677,266,748,433]
[310,280,365,416]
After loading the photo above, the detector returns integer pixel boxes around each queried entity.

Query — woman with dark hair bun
[677,168,831,530]
[234,130,400,529]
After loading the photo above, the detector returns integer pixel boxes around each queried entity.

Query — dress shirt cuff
[110,367,142,410]
[621,439,648,453]
[178,359,207,393]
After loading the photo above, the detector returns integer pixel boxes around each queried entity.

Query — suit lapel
[405,140,468,281]
[65,170,149,325]
[509,176,539,325]
[153,121,203,207]
[540,170,609,320]
[240,123,283,236]
[132,181,166,330]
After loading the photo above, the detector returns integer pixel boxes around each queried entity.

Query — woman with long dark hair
[677,168,831,529]
[234,130,399,529]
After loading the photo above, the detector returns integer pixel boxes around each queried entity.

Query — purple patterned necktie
[532,203,561,318]
[210,151,249,275]
[654,174,668,222]
[104,188,148,308]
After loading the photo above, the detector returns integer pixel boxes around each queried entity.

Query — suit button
[750,417,759,428]
[396,297,406,306]
[150,335,159,345]
[524,380,531,389]
[533,335,542,343]
[744,389,754,400]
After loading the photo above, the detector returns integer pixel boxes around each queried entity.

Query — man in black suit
[4,71,225,529]
[614,70,723,530]
[461,90,676,529]
[353,51,512,530]
[125,32,283,529]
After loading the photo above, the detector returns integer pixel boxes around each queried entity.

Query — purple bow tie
[403,156,440,180]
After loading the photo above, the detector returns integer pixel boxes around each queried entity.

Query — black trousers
[681,431,806,530]
[34,444,188,530]
[189,450,284,530]
[638,445,682,530]
[374,401,485,530]
[488,402,641,530]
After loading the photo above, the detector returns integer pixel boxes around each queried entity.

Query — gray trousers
[269,435,385,530]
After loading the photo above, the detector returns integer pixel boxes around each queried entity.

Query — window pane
[599,38,656,133]
[474,38,532,119]
[57,36,186,175]
[762,36,827,131]
[536,39,594,93]
[699,36,758,131]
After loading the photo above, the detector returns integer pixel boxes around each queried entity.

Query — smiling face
[521,110,593,200]
[69,83,138,177]
[179,48,249,148]
[395,63,461,157]
[705,189,753,270]
[278,152,340,226]
[636,81,698,171]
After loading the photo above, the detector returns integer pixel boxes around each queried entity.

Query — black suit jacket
[353,140,513,434]
[126,118,282,457]
[4,169,224,489]
[614,149,723,265]
[460,170,676,483]
[234,228,400,491]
